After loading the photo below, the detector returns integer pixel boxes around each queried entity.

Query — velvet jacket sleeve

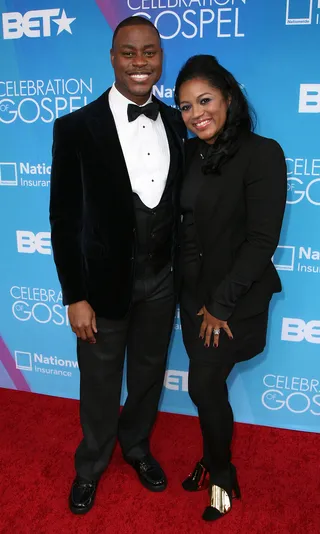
[206,138,287,321]
[49,117,86,306]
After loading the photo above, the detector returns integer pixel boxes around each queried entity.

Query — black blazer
[49,89,186,319]
[185,132,287,321]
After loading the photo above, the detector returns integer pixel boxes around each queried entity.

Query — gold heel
[202,484,232,521]
[210,485,231,514]
[202,466,240,522]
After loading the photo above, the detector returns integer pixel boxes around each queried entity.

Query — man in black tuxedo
[49,16,186,514]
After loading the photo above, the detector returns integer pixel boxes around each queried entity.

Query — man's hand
[68,300,97,343]
[198,306,233,348]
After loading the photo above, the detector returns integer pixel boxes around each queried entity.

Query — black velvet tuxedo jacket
[185,132,287,321]
[49,89,186,319]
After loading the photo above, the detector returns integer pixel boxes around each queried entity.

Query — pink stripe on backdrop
[95,0,131,30]
[0,336,31,392]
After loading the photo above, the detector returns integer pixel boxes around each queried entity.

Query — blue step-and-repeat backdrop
[0,0,319,433]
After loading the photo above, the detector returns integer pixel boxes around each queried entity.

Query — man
[49,16,186,514]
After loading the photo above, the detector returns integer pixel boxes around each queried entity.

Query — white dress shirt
[109,84,170,209]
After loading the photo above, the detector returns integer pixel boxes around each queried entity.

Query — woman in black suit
[175,55,287,522]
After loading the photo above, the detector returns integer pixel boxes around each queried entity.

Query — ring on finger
[213,329,221,335]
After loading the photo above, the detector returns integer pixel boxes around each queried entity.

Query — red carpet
[1,388,320,534]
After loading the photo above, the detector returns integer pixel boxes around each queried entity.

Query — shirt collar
[109,83,153,119]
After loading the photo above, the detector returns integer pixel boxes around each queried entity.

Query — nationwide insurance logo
[0,162,51,188]
[1,9,76,39]
[273,245,320,274]
[14,350,78,378]
[14,352,187,388]
[285,0,320,25]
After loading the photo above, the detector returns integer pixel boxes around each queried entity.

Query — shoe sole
[138,474,167,492]
[69,497,95,515]
[182,480,209,492]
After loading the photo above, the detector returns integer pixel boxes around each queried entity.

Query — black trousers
[188,359,234,483]
[180,283,268,491]
[180,274,268,489]
[75,266,175,481]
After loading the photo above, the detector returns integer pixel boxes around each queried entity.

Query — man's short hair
[112,16,161,48]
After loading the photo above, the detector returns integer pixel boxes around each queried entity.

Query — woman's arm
[206,138,287,321]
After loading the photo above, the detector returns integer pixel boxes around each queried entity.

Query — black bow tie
[127,101,159,122]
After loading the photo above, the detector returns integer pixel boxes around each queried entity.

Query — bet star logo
[53,9,76,35]
[2,8,76,39]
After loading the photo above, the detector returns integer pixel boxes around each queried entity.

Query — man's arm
[50,117,97,343]
[49,117,86,305]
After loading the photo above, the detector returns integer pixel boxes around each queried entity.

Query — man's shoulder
[157,99,180,120]
[156,98,186,138]
[55,90,109,129]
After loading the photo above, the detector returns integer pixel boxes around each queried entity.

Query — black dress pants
[75,266,175,481]
[180,280,268,489]
[188,359,234,485]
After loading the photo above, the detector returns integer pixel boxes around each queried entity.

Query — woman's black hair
[174,55,256,173]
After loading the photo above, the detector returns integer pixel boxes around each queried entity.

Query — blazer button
[199,252,203,258]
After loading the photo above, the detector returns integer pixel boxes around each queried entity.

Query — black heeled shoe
[182,459,209,491]
[202,464,241,522]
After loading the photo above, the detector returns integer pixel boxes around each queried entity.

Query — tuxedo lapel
[84,89,133,199]
[159,111,176,187]
[158,99,185,194]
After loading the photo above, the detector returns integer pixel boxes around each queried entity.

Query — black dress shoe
[125,454,167,492]
[69,476,98,515]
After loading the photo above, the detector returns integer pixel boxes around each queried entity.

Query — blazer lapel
[84,89,133,199]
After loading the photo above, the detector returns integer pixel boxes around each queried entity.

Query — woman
[175,55,287,522]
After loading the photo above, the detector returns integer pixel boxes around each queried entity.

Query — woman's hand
[198,306,233,348]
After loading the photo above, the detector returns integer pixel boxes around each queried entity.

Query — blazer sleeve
[206,138,287,321]
[49,117,86,306]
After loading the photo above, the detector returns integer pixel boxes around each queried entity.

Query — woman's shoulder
[243,131,284,156]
